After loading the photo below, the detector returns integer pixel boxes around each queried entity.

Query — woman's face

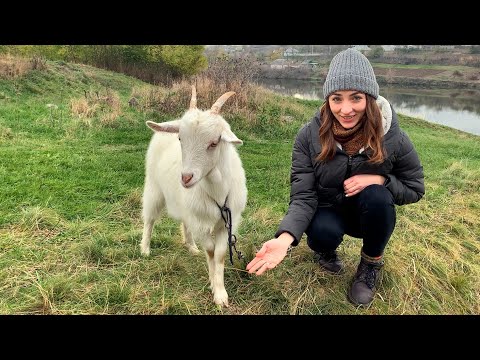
[328,90,367,129]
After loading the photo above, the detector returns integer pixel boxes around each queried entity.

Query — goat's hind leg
[140,185,165,256]
[180,223,200,254]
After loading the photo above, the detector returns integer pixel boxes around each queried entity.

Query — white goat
[140,85,247,307]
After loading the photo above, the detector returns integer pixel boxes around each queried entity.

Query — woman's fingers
[246,256,262,271]
[246,244,268,271]
[248,259,271,275]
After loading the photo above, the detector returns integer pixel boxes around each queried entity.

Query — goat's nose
[181,173,193,185]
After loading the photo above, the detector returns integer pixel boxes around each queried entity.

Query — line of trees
[0,45,208,84]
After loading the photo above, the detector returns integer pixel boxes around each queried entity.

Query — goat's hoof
[140,246,150,256]
[186,245,200,254]
[213,291,229,307]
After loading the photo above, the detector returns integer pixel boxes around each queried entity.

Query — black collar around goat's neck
[215,195,244,265]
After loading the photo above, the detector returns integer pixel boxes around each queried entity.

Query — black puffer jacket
[275,96,425,245]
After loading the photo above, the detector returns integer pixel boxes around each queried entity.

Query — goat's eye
[208,142,218,150]
[207,136,221,150]
[178,137,181,142]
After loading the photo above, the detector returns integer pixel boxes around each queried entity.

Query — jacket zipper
[342,155,353,199]
[345,155,353,180]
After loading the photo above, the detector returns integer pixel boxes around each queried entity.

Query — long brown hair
[315,94,386,164]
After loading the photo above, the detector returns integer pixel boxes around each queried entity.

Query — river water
[257,78,480,136]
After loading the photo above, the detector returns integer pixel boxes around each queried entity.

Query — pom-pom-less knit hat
[323,48,379,99]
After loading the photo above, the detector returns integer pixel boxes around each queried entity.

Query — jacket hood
[376,95,392,135]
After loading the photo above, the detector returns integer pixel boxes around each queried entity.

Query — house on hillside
[300,59,319,69]
[397,45,422,50]
[224,45,244,53]
[352,45,371,52]
[381,45,396,52]
[284,47,299,58]
[271,59,290,69]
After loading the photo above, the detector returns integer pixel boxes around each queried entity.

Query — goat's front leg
[210,228,229,307]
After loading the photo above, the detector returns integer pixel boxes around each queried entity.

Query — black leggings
[305,185,396,258]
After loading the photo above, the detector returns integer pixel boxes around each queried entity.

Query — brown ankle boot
[313,250,344,274]
[348,256,384,307]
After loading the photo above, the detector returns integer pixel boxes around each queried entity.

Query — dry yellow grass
[70,89,123,127]
[0,54,34,79]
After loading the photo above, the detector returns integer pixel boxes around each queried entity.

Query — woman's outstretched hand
[246,233,294,275]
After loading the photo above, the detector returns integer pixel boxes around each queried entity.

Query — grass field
[1,58,479,314]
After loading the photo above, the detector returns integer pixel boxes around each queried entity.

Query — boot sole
[314,259,345,275]
[314,261,345,275]
[321,267,345,275]
[347,286,373,307]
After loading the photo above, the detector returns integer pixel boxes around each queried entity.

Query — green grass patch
[1,58,479,314]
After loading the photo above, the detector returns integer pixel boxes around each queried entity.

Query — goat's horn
[210,91,235,114]
[189,85,197,109]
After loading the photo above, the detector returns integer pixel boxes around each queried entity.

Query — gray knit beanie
[323,48,379,99]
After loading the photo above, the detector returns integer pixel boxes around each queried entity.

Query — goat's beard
[207,167,222,184]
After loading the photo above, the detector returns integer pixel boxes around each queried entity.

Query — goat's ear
[146,120,180,133]
[221,128,243,145]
